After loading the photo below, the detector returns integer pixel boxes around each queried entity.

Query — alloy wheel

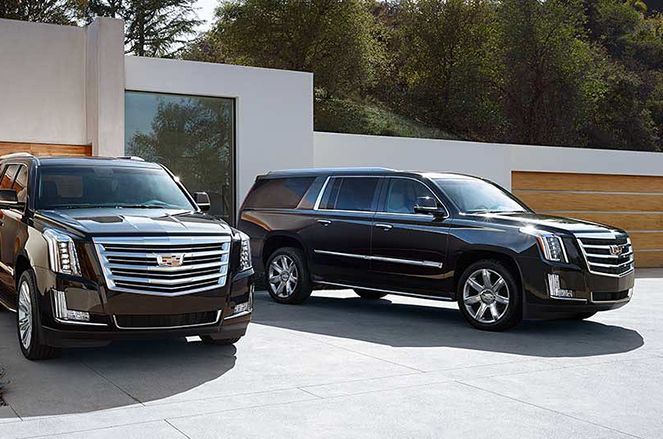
[268,255,299,298]
[462,268,510,324]
[18,279,32,350]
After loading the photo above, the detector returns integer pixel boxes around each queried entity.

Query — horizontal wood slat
[556,213,663,232]
[0,142,91,157]
[512,171,663,193]
[634,251,663,268]
[512,170,663,268]
[514,191,663,212]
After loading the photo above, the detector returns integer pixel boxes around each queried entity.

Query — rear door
[300,176,382,286]
[369,177,451,296]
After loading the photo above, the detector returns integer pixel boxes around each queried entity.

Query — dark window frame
[316,176,381,213]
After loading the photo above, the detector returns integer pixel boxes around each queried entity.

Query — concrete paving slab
[460,355,663,438]
[169,381,633,439]
[45,420,187,439]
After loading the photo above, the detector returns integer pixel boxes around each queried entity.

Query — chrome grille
[94,236,231,296]
[575,233,634,277]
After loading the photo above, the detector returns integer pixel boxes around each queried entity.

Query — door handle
[317,219,332,226]
[375,223,392,231]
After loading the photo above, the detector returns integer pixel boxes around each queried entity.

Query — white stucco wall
[124,57,314,209]
[314,132,663,189]
[0,18,87,145]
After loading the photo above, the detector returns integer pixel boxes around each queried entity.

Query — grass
[314,96,459,140]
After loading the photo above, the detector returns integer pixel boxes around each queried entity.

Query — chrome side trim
[317,281,454,301]
[0,261,14,276]
[0,295,16,313]
[112,311,222,330]
[313,249,443,268]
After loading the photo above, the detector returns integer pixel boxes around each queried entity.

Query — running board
[317,281,454,302]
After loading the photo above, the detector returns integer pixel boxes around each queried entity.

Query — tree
[0,0,84,24]
[86,0,201,57]
[186,0,381,95]
[397,0,502,139]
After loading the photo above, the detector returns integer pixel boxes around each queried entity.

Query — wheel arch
[453,247,524,295]
[261,232,308,268]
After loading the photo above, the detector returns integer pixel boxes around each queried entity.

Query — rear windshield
[243,177,315,209]
[37,165,194,210]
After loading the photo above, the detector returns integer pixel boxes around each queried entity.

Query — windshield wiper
[115,204,174,209]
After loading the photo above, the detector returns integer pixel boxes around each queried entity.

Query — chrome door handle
[375,223,392,231]
[317,219,332,226]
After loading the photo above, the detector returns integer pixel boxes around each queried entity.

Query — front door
[300,176,382,286]
[0,164,27,301]
[369,177,451,296]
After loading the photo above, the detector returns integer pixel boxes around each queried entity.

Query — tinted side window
[0,165,18,189]
[12,166,28,203]
[321,177,379,212]
[384,178,436,214]
[243,177,315,209]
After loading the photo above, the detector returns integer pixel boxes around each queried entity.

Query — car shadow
[0,311,236,417]
[252,291,643,358]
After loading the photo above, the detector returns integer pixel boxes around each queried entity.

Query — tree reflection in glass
[125,91,234,224]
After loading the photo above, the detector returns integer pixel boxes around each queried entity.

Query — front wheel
[265,247,312,304]
[17,269,60,360]
[457,260,522,331]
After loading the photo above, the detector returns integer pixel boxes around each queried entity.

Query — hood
[37,208,232,237]
[468,212,623,235]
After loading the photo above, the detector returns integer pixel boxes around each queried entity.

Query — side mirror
[0,189,20,209]
[193,192,211,212]
[414,196,447,217]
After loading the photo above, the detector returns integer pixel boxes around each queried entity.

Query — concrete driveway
[0,271,660,438]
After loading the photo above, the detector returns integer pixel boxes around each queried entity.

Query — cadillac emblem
[157,254,185,267]
[609,245,626,257]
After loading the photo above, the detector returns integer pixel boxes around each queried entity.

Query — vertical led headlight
[520,227,568,263]
[239,231,252,271]
[43,229,81,275]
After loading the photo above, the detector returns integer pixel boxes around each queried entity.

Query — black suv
[239,168,634,331]
[0,154,253,360]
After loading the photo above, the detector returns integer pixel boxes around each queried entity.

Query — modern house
[1,17,663,267]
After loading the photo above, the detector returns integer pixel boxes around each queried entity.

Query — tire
[265,247,312,304]
[457,260,522,331]
[569,311,597,320]
[354,289,387,300]
[17,269,60,360]
[200,335,241,345]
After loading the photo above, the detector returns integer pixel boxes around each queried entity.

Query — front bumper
[35,267,254,348]
[519,257,635,319]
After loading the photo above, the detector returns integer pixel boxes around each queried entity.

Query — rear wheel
[265,247,312,304]
[457,260,522,331]
[17,269,60,360]
[354,289,387,300]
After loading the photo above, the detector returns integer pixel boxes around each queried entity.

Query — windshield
[434,178,529,214]
[37,165,195,210]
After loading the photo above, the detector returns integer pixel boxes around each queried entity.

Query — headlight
[521,227,568,263]
[239,232,252,271]
[43,229,81,275]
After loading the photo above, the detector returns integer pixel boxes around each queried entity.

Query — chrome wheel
[18,279,32,350]
[268,255,299,298]
[463,268,510,324]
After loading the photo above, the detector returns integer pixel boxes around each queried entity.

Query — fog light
[53,290,90,322]
[231,285,254,316]
[547,274,575,299]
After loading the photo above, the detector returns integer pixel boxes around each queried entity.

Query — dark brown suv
[0,153,253,360]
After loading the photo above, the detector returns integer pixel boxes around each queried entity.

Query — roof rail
[116,156,145,161]
[0,152,35,159]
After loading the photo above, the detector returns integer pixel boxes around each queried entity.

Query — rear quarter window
[243,177,315,209]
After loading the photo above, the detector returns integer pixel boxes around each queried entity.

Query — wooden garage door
[512,171,663,268]
[0,141,91,157]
